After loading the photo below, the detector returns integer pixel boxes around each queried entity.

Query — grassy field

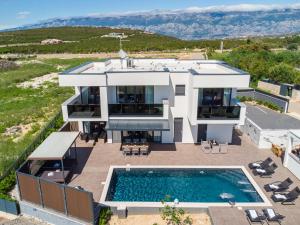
[0,58,97,174]
[0,27,299,54]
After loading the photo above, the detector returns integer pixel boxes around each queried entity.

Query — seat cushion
[249,210,258,219]
[266,208,276,218]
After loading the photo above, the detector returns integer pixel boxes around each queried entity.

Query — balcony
[67,104,101,118]
[108,104,163,116]
[197,105,240,120]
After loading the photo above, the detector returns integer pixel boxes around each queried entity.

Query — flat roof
[105,119,170,131]
[246,103,300,130]
[60,59,248,75]
[28,132,79,160]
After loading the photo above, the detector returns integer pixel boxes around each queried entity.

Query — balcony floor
[68,133,300,225]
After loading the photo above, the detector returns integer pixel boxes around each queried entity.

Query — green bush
[0,173,16,201]
[98,208,112,225]
[287,43,298,51]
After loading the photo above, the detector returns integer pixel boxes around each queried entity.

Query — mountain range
[5,4,300,40]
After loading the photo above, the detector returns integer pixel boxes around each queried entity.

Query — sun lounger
[131,145,140,155]
[255,163,277,177]
[245,209,266,224]
[211,145,220,154]
[219,143,228,154]
[262,208,284,224]
[264,178,293,192]
[271,187,300,205]
[249,157,272,169]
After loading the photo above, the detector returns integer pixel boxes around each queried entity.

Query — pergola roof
[105,119,170,131]
[28,132,79,160]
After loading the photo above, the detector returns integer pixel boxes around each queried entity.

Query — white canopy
[28,132,79,160]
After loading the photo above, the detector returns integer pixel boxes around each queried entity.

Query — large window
[80,87,100,104]
[121,131,161,143]
[198,88,232,106]
[116,86,154,104]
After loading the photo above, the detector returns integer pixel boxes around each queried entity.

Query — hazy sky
[1,0,299,29]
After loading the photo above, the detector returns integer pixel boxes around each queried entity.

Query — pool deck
[68,133,300,225]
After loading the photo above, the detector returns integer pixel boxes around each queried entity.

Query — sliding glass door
[116,86,154,104]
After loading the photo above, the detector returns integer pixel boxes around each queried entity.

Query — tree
[159,197,193,225]
[268,63,297,84]
[287,43,298,51]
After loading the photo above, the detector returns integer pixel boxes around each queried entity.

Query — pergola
[28,132,80,183]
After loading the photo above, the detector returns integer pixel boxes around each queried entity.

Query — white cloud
[17,11,31,19]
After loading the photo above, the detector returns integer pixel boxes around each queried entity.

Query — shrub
[0,173,16,201]
[287,43,298,51]
[159,197,193,225]
[98,208,112,225]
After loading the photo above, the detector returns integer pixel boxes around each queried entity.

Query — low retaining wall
[237,89,289,113]
[20,201,88,225]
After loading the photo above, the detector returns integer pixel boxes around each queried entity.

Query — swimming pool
[100,166,271,207]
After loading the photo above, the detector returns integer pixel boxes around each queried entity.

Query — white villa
[59,56,250,144]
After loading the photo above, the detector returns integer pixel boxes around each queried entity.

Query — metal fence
[0,111,62,180]
[17,171,95,223]
[237,89,289,113]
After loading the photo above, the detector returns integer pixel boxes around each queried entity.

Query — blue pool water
[106,168,263,203]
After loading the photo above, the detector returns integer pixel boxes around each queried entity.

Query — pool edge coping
[99,165,272,208]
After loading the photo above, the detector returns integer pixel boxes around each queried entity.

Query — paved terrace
[68,134,300,225]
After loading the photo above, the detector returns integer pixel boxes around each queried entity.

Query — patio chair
[254,163,277,177]
[245,209,266,224]
[262,208,284,224]
[219,143,228,154]
[201,141,211,153]
[131,145,140,155]
[249,157,272,169]
[264,178,293,193]
[211,145,220,154]
[271,187,300,205]
[122,145,132,156]
[140,145,149,155]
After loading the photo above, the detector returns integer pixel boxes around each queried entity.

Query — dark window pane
[175,85,185,96]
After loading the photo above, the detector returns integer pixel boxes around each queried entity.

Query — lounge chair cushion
[256,168,266,173]
[274,194,287,200]
[249,210,258,219]
[269,184,279,190]
[266,209,276,219]
[252,162,260,167]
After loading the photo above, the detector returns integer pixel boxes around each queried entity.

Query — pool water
[106,168,263,203]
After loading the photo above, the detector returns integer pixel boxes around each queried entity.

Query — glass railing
[67,104,101,118]
[108,104,163,116]
[197,105,240,120]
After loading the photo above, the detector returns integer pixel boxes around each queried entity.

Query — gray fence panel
[5,200,19,215]
[237,89,289,113]
[0,199,5,212]
[0,198,19,215]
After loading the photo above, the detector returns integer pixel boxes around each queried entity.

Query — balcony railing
[197,105,240,120]
[108,104,163,116]
[67,104,101,118]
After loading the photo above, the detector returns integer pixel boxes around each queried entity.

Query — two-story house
[59,57,250,144]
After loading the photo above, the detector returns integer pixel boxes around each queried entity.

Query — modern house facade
[59,57,250,144]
